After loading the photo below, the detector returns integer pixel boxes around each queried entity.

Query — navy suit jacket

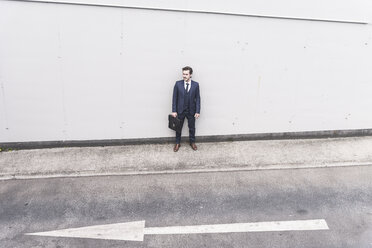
[172,80,201,115]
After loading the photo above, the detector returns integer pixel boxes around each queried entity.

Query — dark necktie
[186,83,189,92]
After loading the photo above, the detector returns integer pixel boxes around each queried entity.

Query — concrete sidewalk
[1,136,372,180]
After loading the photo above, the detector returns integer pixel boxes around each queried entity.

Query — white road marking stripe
[144,219,329,235]
[26,221,145,241]
[26,219,329,241]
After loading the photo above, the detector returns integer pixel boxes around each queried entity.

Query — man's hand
[194,113,200,119]
[172,112,177,118]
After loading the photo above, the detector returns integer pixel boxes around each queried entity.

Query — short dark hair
[182,66,193,75]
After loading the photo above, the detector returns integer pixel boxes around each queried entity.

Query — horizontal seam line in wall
[5,0,368,25]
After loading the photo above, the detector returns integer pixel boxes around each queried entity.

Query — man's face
[182,70,191,82]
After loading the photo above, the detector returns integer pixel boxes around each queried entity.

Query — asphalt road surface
[1,165,371,248]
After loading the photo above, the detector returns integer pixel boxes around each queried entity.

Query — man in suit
[171,66,201,152]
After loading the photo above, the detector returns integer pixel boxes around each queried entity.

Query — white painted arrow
[26,219,329,241]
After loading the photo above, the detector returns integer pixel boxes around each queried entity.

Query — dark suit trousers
[176,110,195,144]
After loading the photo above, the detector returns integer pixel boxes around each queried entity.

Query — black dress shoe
[174,144,180,152]
[190,143,197,151]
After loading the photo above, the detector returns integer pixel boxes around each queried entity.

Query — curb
[1,161,371,181]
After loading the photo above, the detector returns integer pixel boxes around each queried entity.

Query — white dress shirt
[184,80,191,92]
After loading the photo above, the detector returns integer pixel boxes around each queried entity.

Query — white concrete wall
[0,0,371,142]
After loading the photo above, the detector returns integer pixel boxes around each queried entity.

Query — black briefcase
[168,114,182,132]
